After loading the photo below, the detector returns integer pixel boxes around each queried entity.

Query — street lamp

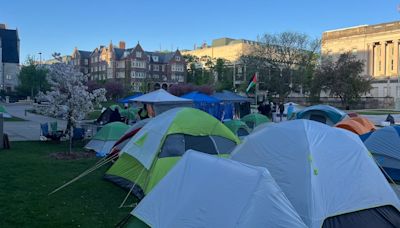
[38,52,42,65]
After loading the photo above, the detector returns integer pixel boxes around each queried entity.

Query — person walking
[279,102,285,122]
[287,103,294,120]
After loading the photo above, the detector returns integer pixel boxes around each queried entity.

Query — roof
[78,50,91,59]
[0,28,19,63]
[144,51,175,63]
[114,48,125,60]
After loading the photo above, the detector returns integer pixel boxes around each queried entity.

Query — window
[84,59,88,65]
[117,61,125,68]
[175,56,181,61]
[117,72,125,78]
[153,65,159,71]
[379,61,381,71]
[132,60,146,68]
[397,86,400,97]
[153,74,159,79]
[152,56,159,62]
[131,71,146,79]
[352,48,357,55]
[5,74,11,80]
[136,51,142,58]
[84,68,88,74]
[161,65,165,72]
[171,64,184,72]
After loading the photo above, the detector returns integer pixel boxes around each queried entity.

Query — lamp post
[38,52,42,66]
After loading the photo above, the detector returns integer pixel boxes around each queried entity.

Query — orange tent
[335,117,376,135]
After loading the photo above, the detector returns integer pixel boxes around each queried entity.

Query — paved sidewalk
[4,103,67,141]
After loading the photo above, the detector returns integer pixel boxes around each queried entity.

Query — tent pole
[372,155,399,190]
[119,167,146,208]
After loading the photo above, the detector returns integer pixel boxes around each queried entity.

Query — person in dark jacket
[279,102,285,122]
[386,114,395,125]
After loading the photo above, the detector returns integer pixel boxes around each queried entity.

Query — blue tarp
[211,91,251,120]
[181,92,221,118]
[117,93,143,103]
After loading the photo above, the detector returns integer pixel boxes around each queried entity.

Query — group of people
[258,101,294,122]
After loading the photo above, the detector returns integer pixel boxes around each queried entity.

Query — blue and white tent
[231,120,400,228]
[132,151,307,228]
[296,104,347,126]
[361,126,400,180]
[181,91,220,118]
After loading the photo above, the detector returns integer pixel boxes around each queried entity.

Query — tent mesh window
[309,114,327,124]
[159,134,236,158]
[322,205,400,228]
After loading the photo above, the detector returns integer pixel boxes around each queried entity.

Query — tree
[315,52,372,107]
[16,56,49,97]
[104,80,124,100]
[241,32,320,100]
[168,83,214,96]
[38,60,106,154]
[214,58,233,91]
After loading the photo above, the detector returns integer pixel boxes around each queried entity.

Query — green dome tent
[85,122,129,157]
[0,105,11,118]
[223,119,251,138]
[241,113,270,129]
[105,107,240,199]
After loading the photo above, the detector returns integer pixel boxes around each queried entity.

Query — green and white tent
[0,105,11,118]
[105,107,240,199]
[85,122,129,157]
[223,119,251,138]
[241,113,270,129]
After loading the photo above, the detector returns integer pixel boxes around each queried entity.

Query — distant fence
[287,97,395,109]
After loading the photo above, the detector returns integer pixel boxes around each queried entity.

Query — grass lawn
[353,109,400,115]
[0,141,133,227]
[4,116,26,122]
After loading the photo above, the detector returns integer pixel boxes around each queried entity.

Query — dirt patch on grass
[49,151,96,160]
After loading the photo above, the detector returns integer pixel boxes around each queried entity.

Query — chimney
[119,41,126,49]
[0,24,6,29]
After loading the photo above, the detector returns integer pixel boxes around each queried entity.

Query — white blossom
[38,63,106,130]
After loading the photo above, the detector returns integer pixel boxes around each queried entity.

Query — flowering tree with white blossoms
[39,57,106,154]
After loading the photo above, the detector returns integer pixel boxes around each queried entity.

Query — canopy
[132,151,307,228]
[130,89,192,104]
[212,90,252,102]
[118,93,143,103]
[296,104,347,126]
[335,117,376,135]
[231,120,400,228]
[181,91,219,103]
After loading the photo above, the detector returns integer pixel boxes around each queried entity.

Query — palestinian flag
[246,73,257,93]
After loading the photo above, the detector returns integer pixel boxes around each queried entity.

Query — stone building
[0,24,19,92]
[182,37,256,87]
[72,41,186,92]
[322,21,400,105]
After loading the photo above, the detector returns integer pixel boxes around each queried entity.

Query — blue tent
[211,91,252,120]
[181,92,221,118]
[296,104,347,126]
[361,126,400,181]
[117,93,143,104]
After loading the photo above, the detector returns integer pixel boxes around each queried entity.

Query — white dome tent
[231,120,400,228]
[131,151,307,228]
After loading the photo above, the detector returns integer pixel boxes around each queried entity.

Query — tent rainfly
[295,104,347,126]
[130,89,192,115]
[105,107,240,199]
[231,120,400,228]
[131,150,307,228]
[335,117,376,135]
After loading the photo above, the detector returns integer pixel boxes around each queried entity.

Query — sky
[1,0,400,62]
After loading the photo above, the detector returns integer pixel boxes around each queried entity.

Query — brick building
[71,41,187,92]
[0,23,19,92]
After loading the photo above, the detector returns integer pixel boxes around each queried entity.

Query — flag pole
[255,72,259,107]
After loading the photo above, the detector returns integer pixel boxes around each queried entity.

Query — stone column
[367,43,374,76]
[382,41,387,77]
[394,40,399,77]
